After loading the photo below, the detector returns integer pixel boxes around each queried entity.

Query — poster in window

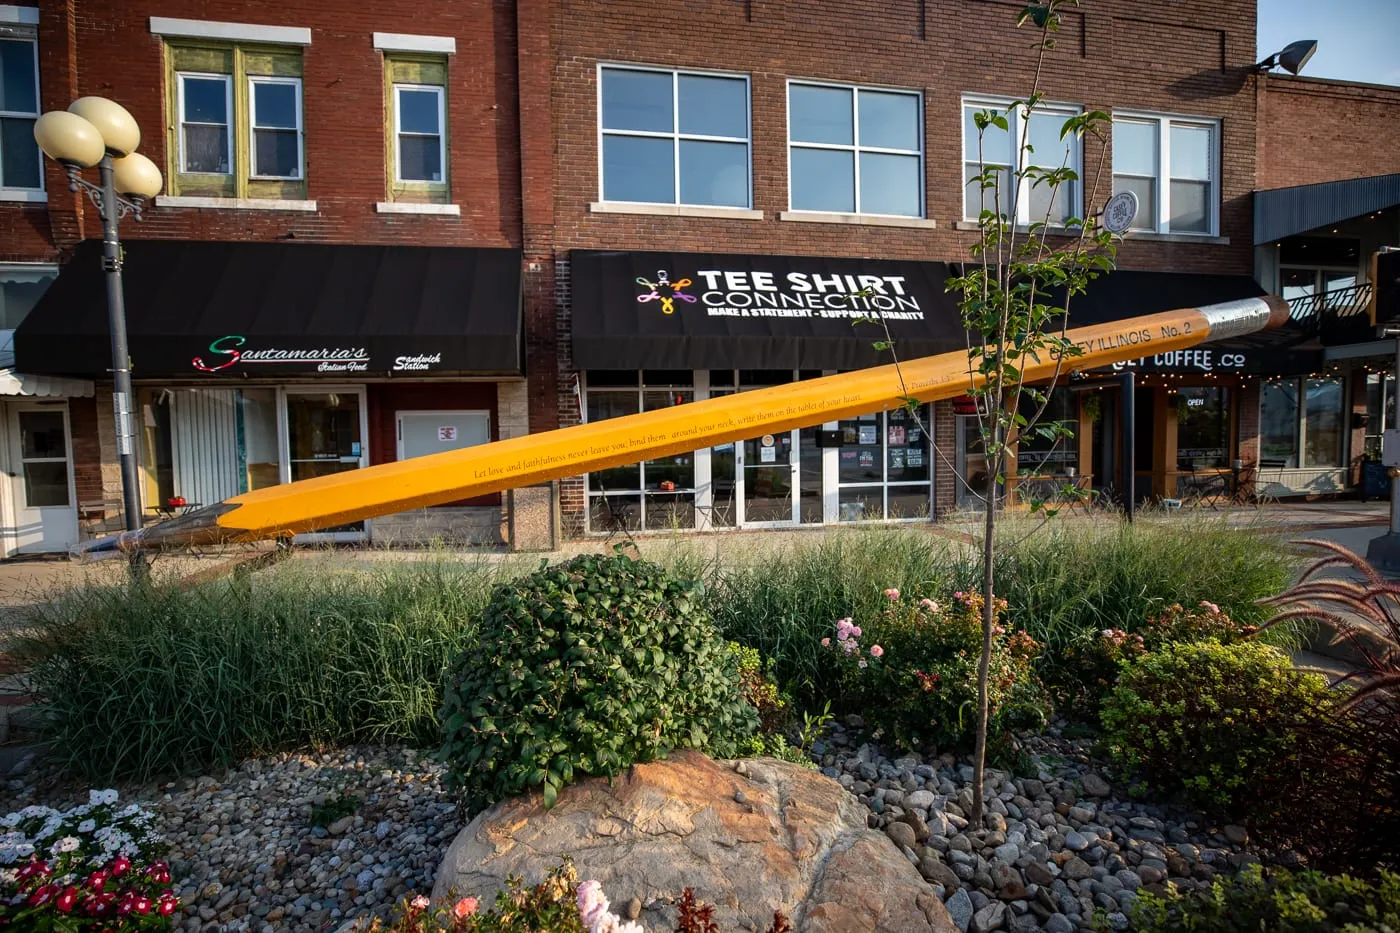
[907,448,924,468]
[858,450,875,469]
[888,425,906,446]
[842,424,859,444]
[840,450,858,465]
[858,424,878,445]
[760,444,776,463]
[438,425,457,442]
[890,407,907,422]
[909,427,921,444]
[889,448,906,470]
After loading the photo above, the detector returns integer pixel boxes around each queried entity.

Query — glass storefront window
[836,405,931,522]
[583,374,695,531]
[1365,374,1394,459]
[1175,387,1230,470]
[1260,378,1301,467]
[1015,388,1077,475]
[1259,377,1346,470]
[1303,377,1344,468]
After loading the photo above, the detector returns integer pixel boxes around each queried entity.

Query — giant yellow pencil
[98,295,1287,551]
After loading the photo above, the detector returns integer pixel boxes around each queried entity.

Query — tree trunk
[970,444,998,824]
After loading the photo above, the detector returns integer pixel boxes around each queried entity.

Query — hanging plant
[1081,392,1102,424]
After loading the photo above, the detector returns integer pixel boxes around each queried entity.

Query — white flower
[35,819,61,841]
[0,849,15,865]
[88,789,119,807]
[77,820,96,833]
[0,869,15,884]
[0,813,18,828]
[51,836,80,854]
[18,806,56,820]
[14,844,33,858]
[117,805,142,819]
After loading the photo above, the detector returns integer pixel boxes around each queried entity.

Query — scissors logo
[635,269,696,315]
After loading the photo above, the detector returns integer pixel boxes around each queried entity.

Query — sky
[1257,0,1400,87]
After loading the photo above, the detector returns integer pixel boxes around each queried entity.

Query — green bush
[1052,600,1252,717]
[1100,641,1332,811]
[438,552,756,811]
[1131,864,1400,932]
[823,590,1046,750]
[16,555,502,782]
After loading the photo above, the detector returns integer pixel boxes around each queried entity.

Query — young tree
[867,0,1120,822]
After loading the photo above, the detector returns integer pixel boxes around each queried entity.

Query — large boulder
[433,750,955,932]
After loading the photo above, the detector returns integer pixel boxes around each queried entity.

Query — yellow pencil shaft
[203,309,1211,541]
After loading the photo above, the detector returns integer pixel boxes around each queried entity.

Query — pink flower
[410,895,431,912]
[870,645,884,658]
[1199,600,1220,614]
[453,897,480,920]
[850,625,862,637]
[919,598,939,611]
[883,588,900,600]
[821,637,830,646]
[858,659,868,668]
[841,640,858,655]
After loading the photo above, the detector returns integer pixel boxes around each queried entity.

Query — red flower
[110,855,131,877]
[157,891,179,916]
[134,895,152,914]
[56,886,80,913]
[28,883,59,907]
[144,861,171,884]
[17,858,51,881]
[85,869,109,890]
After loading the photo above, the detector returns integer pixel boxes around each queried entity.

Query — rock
[922,857,961,890]
[326,816,354,836]
[1024,863,1054,886]
[993,843,1020,863]
[928,810,953,837]
[945,888,974,932]
[906,790,938,811]
[1223,825,1249,846]
[1063,831,1089,852]
[626,897,642,920]
[433,751,956,932]
[903,811,932,843]
[1062,857,1092,881]
[970,901,1007,933]
[1080,774,1111,797]
[887,821,918,851]
[1045,913,1075,933]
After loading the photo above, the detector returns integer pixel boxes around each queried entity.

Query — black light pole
[34,99,163,570]
[1120,371,1135,522]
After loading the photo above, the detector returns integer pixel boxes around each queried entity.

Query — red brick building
[3,0,1398,554]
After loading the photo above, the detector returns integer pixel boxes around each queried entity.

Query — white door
[5,403,78,554]
[397,411,491,460]
[736,429,799,527]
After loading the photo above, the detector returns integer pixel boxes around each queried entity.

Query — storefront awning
[570,250,965,370]
[16,240,523,379]
[1254,174,1400,245]
[0,333,93,397]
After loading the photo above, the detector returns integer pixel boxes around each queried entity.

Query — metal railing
[1285,282,1374,331]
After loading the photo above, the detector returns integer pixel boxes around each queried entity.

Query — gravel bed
[1,745,460,933]
[817,716,1272,932]
[1,716,1275,933]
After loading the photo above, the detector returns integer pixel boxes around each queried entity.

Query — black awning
[1255,174,1400,245]
[570,250,965,370]
[16,240,523,378]
[1065,270,1319,375]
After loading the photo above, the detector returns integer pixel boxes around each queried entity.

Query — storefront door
[4,402,78,554]
[738,430,798,526]
[281,388,369,542]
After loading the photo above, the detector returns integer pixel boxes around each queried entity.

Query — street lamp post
[33,99,162,567]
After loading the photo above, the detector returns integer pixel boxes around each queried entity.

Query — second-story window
[250,77,302,179]
[788,83,923,217]
[599,65,751,209]
[166,44,306,200]
[1112,114,1218,235]
[178,74,233,174]
[383,56,449,203]
[962,97,1081,225]
[0,26,43,199]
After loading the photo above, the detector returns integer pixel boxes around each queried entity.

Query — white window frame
[787,79,925,219]
[176,71,234,176]
[0,31,44,200]
[1111,111,1220,236]
[247,75,304,180]
[960,95,1083,225]
[392,82,446,185]
[596,63,753,210]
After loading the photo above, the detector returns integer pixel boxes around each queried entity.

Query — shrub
[439,552,757,811]
[822,590,1046,750]
[1100,640,1332,811]
[1131,863,1400,932]
[1053,601,1250,717]
[15,555,504,782]
[0,791,178,931]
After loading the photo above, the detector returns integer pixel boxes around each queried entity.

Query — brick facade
[1257,75,1400,190]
